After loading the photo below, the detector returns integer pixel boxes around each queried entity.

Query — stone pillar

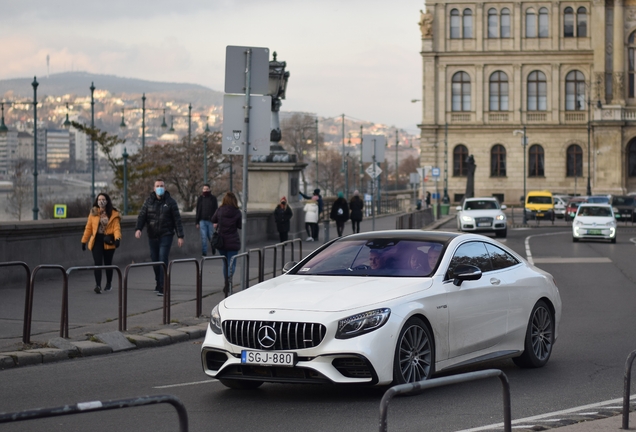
[613,0,625,105]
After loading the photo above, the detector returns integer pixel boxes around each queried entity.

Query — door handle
[490,277,500,285]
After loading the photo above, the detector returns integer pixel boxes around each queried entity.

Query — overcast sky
[0,0,424,133]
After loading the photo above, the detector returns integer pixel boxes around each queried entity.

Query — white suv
[456,197,507,238]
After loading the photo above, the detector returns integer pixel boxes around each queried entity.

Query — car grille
[475,217,493,225]
[223,320,327,350]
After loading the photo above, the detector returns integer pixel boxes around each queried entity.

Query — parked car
[201,230,562,388]
[565,197,588,221]
[586,195,611,204]
[572,203,617,243]
[524,190,555,222]
[610,195,635,222]
[455,197,507,238]
[553,195,569,219]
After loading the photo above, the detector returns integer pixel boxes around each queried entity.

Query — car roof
[464,197,497,201]
[340,230,460,243]
[578,203,611,208]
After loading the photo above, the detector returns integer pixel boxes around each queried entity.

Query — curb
[0,322,209,370]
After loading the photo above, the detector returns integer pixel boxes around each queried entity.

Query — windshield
[294,239,444,277]
[577,206,612,217]
[464,200,499,210]
[527,196,552,204]
[612,196,634,206]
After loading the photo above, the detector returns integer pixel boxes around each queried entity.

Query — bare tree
[281,114,321,194]
[5,158,32,221]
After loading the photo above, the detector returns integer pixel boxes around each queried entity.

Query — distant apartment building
[0,131,18,175]
[71,127,88,171]
[46,129,71,171]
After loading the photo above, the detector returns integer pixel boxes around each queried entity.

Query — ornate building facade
[418,0,636,204]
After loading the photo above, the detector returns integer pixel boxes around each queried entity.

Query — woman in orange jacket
[81,193,122,294]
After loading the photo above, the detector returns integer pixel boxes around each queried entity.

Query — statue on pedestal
[419,10,433,38]
[465,155,476,199]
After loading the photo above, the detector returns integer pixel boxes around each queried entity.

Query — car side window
[446,242,493,280]
[484,243,519,270]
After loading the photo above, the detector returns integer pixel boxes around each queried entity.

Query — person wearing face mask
[273,196,293,242]
[195,184,218,257]
[81,193,122,294]
[135,179,185,296]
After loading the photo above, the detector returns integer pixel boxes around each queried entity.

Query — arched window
[489,71,509,111]
[565,70,586,111]
[463,9,473,38]
[539,7,549,38]
[630,32,636,98]
[629,139,636,176]
[453,145,469,176]
[452,72,471,112]
[528,71,547,111]
[564,7,574,37]
[501,8,511,38]
[528,144,545,177]
[526,8,537,38]
[566,144,583,177]
[491,145,507,177]
[488,8,498,38]
[577,7,587,37]
[450,9,460,39]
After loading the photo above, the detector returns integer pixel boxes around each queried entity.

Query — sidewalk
[1,212,632,432]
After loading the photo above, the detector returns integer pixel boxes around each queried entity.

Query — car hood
[460,209,504,218]
[223,275,433,312]
[574,216,615,224]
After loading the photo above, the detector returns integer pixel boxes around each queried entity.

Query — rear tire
[513,300,554,368]
[218,379,264,390]
[393,317,435,384]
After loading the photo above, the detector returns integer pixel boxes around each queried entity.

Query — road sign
[410,173,420,184]
[224,46,270,95]
[431,167,440,177]
[416,167,424,179]
[53,204,67,219]
[222,94,271,155]
[362,135,386,163]
[365,163,382,178]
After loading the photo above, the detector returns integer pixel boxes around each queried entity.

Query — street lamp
[62,103,71,130]
[166,105,193,145]
[32,77,39,220]
[122,147,128,215]
[443,122,449,204]
[90,82,96,202]
[513,127,528,225]
[120,100,168,146]
[0,103,8,133]
[201,116,211,184]
[394,128,399,191]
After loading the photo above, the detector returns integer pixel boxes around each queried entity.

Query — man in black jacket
[135,179,185,296]
[195,184,218,256]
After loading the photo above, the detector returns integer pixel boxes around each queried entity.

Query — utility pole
[395,128,399,191]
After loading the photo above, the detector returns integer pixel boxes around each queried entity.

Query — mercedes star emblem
[257,325,277,349]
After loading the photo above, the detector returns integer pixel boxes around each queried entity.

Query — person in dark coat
[349,190,364,234]
[273,196,293,242]
[195,183,218,257]
[330,191,350,237]
[211,191,242,296]
[135,179,185,296]
[425,191,431,209]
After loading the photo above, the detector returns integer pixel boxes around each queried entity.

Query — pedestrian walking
[211,191,242,296]
[425,191,431,209]
[273,196,293,243]
[349,190,364,234]
[303,195,319,241]
[134,179,185,296]
[195,184,218,257]
[81,193,122,294]
[330,191,350,237]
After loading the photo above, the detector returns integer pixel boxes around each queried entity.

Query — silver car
[456,197,507,238]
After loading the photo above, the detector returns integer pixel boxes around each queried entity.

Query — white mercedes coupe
[201,230,561,389]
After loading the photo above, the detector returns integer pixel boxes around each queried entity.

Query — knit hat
[311,195,319,201]
[313,189,320,195]
[280,196,287,202]
[354,190,359,196]
[337,191,344,198]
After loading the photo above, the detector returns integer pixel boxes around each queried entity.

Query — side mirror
[452,264,482,286]
[283,261,298,274]
[501,204,507,210]
[455,206,462,212]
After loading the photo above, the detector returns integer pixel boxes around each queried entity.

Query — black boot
[223,277,229,297]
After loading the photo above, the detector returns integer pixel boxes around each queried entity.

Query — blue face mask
[155,187,165,196]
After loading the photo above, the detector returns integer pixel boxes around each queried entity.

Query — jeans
[149,235,173,291]
[91,233,115,287]
[199,220,213,255]
[219,249,238,281]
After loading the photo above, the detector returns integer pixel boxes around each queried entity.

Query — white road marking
[456,394,636,431]
[630,238,636,245]
[524,231,570,265]
[532,257,612,264]
[153,379,217,389]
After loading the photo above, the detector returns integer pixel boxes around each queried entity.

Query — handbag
[103,234,116,245]
[211,225,224,250]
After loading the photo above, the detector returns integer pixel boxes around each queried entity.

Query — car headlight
[612,207,619,213]
[210,304,222,334]
[574,220,583,226]
[605,221,616,227]
[335,308,391,339]
[461,215,473,222]
[495,214,506,221]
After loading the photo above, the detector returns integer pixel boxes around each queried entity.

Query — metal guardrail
[249,248,263,283]
[199,255,227,317]
[25,265,67,344]
[0,262,31,343]
[623,349,636,429]
[166,259,200,325]
[66,266,123,333]
[122,262,167,331]
[378,369,511,432]
[0,394,189,431]
[229,252,250,294]
[262,244,278,278]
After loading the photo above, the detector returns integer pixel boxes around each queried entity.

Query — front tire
[611,236,617,244]
[393,317,435,384]
[218,379,263,389]
[496,228,507,238]
[572,236,579,242]
[513,300,554,368]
